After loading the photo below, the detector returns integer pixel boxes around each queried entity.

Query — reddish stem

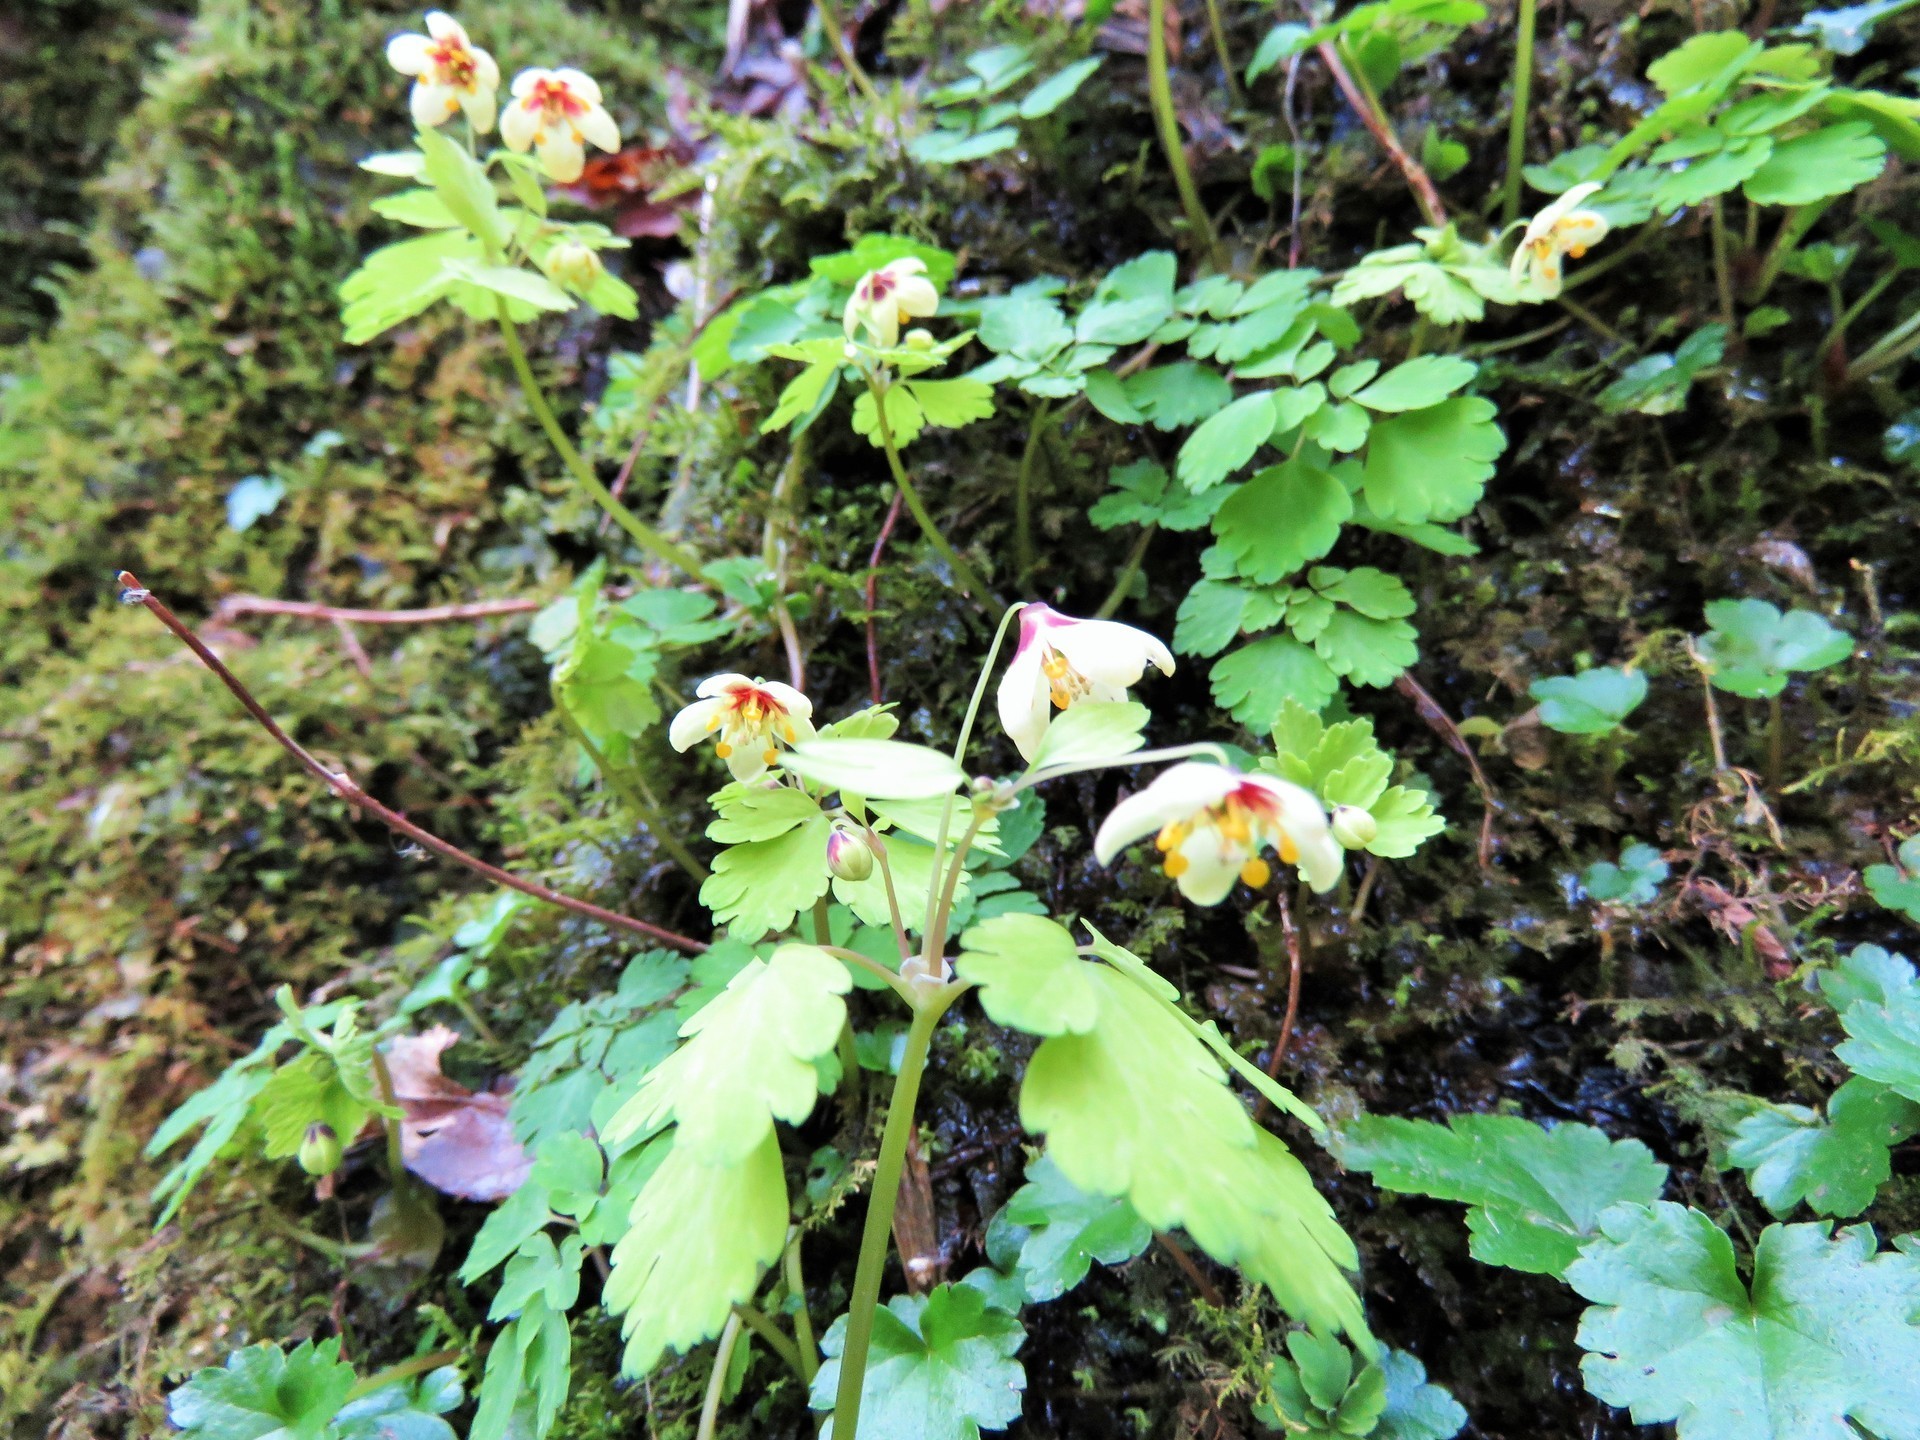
[865,491,905,706]
[1315,41,1447,227]
[213,595,541,626]
[118,572,706,954]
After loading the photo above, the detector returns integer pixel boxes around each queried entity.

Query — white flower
[1509,182,1610,299]
[1094,762,1343,904]
[997,603,1175,764]
[842,258,941,349]
[386,12,500,134]
[668,674,815,782]
[500,68,620,184]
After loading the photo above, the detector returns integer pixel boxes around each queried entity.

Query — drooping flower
[541,239,603,292]
[842,258,941,350]
[1094,762,1343,904]
[386,12,500,134]
[668,674,815,782]
[1509,182,1610,299]
[997,604,1175,764]
[500,68,620,184]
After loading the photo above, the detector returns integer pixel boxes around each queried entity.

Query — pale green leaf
[1177,392,1277,491]
[1211,636,1340,730]
[1027,700,1148,771]
[955,914,1101,1036]
[1530,667,1648,734]
[782,737,968,800]
[1359,397,1505,524]
[1743,122,1885,204]
[699,814,833,941]
[1350,355,1477,412]
[811,1284,1026,1439]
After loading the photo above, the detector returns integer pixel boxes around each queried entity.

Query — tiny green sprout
[1696,598,1852,698]
[1581,841,1669,907]
[1530,665,1648,735]
[1864,836,1920,923]
[299,1122,343,1177]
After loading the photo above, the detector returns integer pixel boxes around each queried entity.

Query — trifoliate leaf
[1337,1113,1668,1277]
[1330,226,1519,323]
[1257,1331,1384,1435]
[1530,667,1648,734]
[1835,965,1920,1105]
[1310,609,1419,687]
[852,382,927,448]
[1581,841,1669,906]
[1376,1350,1469,1440]
[1309,565,1416,619]
[1089,459,1229,532]
[1021,966,1367,1345]
[1077,251,1177,345]
[956,915,1102,1036]
[1744,122,1886,204]
[1697,599,1852,698]
[1569,1203,1920,1440]
[782,738,968,800]
[1350,355,1477,412]
[700,813,833,941]
[978,284,1072,360]
[763,361,841,435]
[1177,392,1278,491]
[605,1132,790,1376]
[906,377,997,429]
[489,1233,586,1322]
[992,1155,1151,1302]
[1122,362,1235,430]
[167,1338,358,1440]
[1211,459,1351,585]
[468,1293,570,1440]
[602,945,850,1162]
[1211,636,1340,729]
[1175,579,1253,658]
[1728,1078,1920,1218]
[811,1283,1026,1439]
[1654,136,1775,211]
[1360,397,1505,524]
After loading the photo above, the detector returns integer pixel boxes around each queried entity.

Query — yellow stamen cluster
[1152,801,1300,890]
[1042,648,1093,710]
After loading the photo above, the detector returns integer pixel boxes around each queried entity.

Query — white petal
[724,745,771,783]
[894,274,940,320]
[1528,247,1564,298]
[461,84,497,135]
[1093,763,1242,865]
[1290,826,1346,893]
[473,49,500,89]
[788,712,816,744]
[579,102,620,154]
[761,681,811,719]
[1173,828,1245,906]
[669,697,725,752]
[884,258,927,279]
[510,68,548,98]
[1555,209,1609,252]
[425,12,466,42]
[997,643,1052,763]
[554,69,604,105]
[387,33,433,76]
[1508,241,1532,289]
[696,672,753,699]
[499,98,537,151]
[1245,775,1343,892]
[410,81,457,129]
[538,129,587,183]
[1053,618,1172,689]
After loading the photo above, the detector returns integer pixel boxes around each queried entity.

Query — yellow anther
[706,713,722,731]
[1240,857,1271,889]
[1042,652,1070,680]
[1155,821,1187,852]
[1278,832,1299,865]
[1050,685,1072,709]
[783,721,797,743]
[1164,852,1190,879]
[715,741,733,758]
[763,748,778,765]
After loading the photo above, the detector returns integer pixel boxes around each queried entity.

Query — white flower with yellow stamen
[1509,182,1610,299]
[500,67,620,184]
[1094,762,1343,904]
[997,604,1175,764]
[386,12,500,134]
[668,674,815,782]
[842,258,941,350]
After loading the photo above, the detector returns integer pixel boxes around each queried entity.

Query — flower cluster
[385,13,620,183]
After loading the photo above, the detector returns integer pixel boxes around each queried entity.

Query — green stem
[696,1311,745,1440]
[1014,402,1051,583]
[1013,740,1232,794]
[862,371,999,605]
[343,1350,464,1403]
[1147,0,1224,266]
[1849,303,1920,382]
[784,1231,822,1382]
[1747,201,1833,308]
[1502,0,1538,227]
[815,0,885,108]
[1202,0,1247,108]
[553,694,710,882]
[1094,527,1154,619]
[1710,200,1738,338]
[370,1049,414,1207]
[868,830,913,960]
[731,1304,808,1383]
[828,993,958,1440]
[494,303,702,575]
[924,810,990,969]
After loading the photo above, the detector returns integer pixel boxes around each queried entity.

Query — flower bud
[541,240,602,292]
[901,327,935,352]
[1330,805,1378,850]
[826,824,875,883]
[299,1121,343,1177]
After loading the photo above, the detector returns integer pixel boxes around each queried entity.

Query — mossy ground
[5,0,1920,1436]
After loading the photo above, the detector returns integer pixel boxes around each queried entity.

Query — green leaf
[1822,944,1916,1016]
[604,1131,790,1376]
[602,944,850,1162]
[1027,700,1148,771]
[1865,862,1920,922]
[469,1293,570,1440]
[1175,579,1251,658]
[1582,841,1669,906]
[1836,964,1920,1105]
[441,259,575,313]
[836,833,967,935]
[1309,609,1419,687]
[1021,966,1367,1345]
[370,189,462,229]
[1088,458,1228,532]
[1338,1113,1668,1277]
[1309,564,1416,619]
[1530,667,1648,734]
[978,284,1072,360]
[254,1050,376,1163]
[909,126,1021,164]
[1795,0,1918,54]
[1077,251,1177,345]
[1598,324,1727,415]
[1648,31,1759,95]
[1177,392,1278,491]
[955,915,1102,1036]
[810,235,957,289]
[699,813,834,941]
[781,737,968,800]
[1123,362,1236,430]
[416,125,505,247]
[1211,459,1351,584]
[904,378,996,429]
[1211,636,1339,730]
[333,1366,463,1440]
[1248,23,1313,81]
[811,1284,1026,1439]
[763,362,841,435]
[1020,56,1104,119]
[1653,136,1774,212]
[994,1154,1151,1302]
[1729,1078,1920,1218]
[167,1338,358,1440]
[339,230,479,344]
[1376,1350,1469,1440]
[1360,397,1505,523]
[1744,122,1886,204]
[1350,355,1477,412]
[1697,599,1852,698]
[852,383,927,448]
[1569,1203,1920,1440]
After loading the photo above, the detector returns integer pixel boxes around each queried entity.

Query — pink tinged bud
[299,1122,343,1176]
[827,825,876,882]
